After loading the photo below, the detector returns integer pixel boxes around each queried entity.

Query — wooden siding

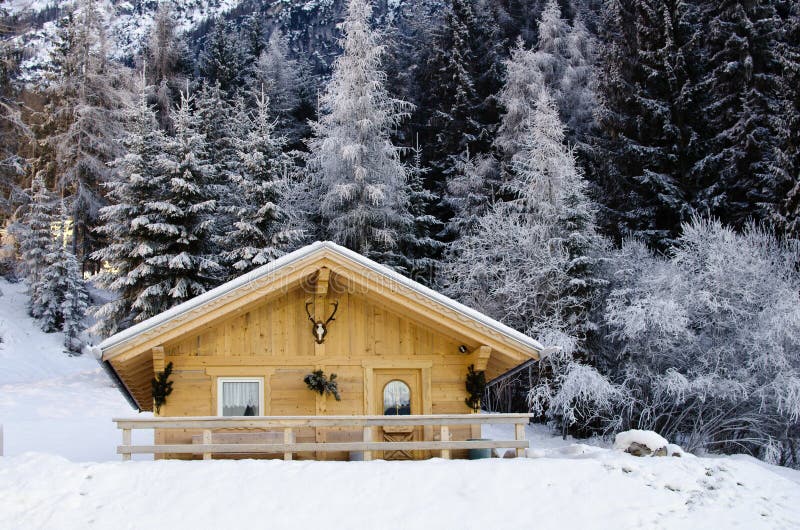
[153,276,483,459]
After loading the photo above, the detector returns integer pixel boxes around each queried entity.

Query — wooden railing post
[515,422,526,457]
[440,425,450,459]
[202,429,212,460]
[283,428,293,461]
[122,428,131,461]
[363,427,373,461]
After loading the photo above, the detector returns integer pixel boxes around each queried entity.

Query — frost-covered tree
[60,247,89,354]
[399,137,444,285]
[17,174,56,318]
[305,0,412,266]
[92,78,171,334]
[94,86,219,334]
[142,3,190,132]
[445,90,606,358]
[35,0,130,263]
[248,29,305,142]
[597,218,800,466]
[199,19,245,96]
[495,3,598,186]
[36,202,89,348]
[217,91,302,276]
[494,38,544,166]
[442,149,500,238]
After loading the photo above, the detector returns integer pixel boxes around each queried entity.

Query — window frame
[216,376,265,417]
[382,379,412,416]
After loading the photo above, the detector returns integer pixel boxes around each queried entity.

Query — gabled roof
[100,242,543,410]
[100,241,544,359]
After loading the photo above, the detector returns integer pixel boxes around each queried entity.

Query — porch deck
[114,413,533,461]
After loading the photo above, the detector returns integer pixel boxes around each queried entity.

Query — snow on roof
[99,241,544,356]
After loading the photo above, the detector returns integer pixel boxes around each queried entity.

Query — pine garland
[465,364,486,412]
[152,362,174,414]
[303,370,341,401]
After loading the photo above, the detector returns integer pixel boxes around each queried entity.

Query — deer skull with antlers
[305,301,338,344]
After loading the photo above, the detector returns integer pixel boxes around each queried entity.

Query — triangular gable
[101,241,543,361]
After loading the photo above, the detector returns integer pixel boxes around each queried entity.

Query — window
[217,378,263,416]
[383,380,411,415]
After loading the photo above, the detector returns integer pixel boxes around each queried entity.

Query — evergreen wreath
[465,364,486,412]
[152,362,174,414]
[304,370,341,401]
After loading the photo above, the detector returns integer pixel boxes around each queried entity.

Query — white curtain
[222,382,259,415]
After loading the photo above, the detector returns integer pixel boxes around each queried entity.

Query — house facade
[100,241,542,459]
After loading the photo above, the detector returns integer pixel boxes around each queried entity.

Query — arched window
[383,380,411,415]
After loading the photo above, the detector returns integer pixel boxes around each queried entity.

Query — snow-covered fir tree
[92,77,170,335]
[18,174,56,319]
[36,202,89,348]
[140,86,220,313]
[305,0,412,267]
[445,89,606,357]
[217,90,302,277]
[60,247,89,354]
[593,0,700,249]
[419,0,490,183]
[775,2,800,238]
[691,0,788,230]
[94,84,219,334]
[199,19,246,96]
[399,137,444,285]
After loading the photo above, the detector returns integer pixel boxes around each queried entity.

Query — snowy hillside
[0,278,150,461]
[2,278,800,529]
[9,0,245,80]
[7,0,411,81]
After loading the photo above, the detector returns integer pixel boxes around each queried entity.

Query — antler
[305,301,316,323]
[325,301,339,325]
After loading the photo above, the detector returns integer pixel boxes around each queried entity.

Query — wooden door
[374,369,422,460]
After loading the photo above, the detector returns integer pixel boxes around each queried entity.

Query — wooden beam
[471,345,492,371]
[114,414,534,430]
[315,267,330,296]
[152,346,165,374]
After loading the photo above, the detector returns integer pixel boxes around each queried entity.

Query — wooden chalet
[101,241,542,460]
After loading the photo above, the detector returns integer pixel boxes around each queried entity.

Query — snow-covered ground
[2,277,800,529]
[0,279,150,462]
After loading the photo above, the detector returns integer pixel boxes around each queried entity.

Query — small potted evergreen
[464,364,491,459]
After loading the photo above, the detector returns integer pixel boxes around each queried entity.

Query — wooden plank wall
[157,277,480,460]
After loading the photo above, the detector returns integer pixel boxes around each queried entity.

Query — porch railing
[114,414,533,461]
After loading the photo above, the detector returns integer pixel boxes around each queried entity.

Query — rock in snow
[614,429,673,456]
